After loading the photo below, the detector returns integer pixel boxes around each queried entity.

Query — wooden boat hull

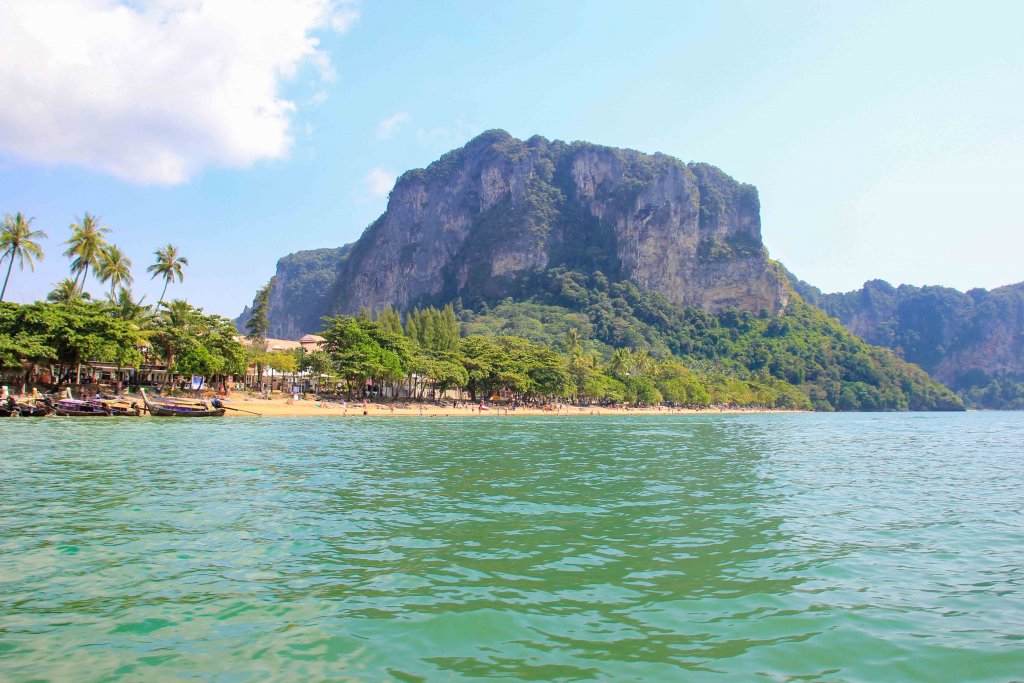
[18,406,52,417]
[51,398,111,416]
[100,402,141,416]
[55,407,111,416]
[108,407,141,416]
[147,404,226,417]
[141,389,224,417]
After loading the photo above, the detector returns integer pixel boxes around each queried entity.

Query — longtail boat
[95,397,142,416]
[141,389,225,417]
[52,398,111,416]
[18,401,52,417]
[1,399,49,416]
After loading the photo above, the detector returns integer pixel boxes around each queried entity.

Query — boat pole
[221,405,262,417]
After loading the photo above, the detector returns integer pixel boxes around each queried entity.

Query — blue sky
[1,0,1022,316]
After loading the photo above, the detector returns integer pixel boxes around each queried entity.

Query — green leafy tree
[321,315,383,398]
[1,212,46,302]
[267,351,299,374]
[376,305,403,336]
[301,350,334,392]
[246,345,272,388]
[3,300,141,383]
[421,349,469,397]
[150,299,199,370]
[150,300,245,380]
[245,278,272,342]
[0,302,56,368]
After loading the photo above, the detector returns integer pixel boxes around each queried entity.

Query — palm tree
[97,244,133,297]
[630,348,657,376]
[152,299,197,368]
[47,278,90,304]
[564,328,582,357]
[106,287,151,324]
[0,212,46,302]
[608,348,633,379]
[147,244,189,304]
[107,287,153,390]
[63,212,110,291]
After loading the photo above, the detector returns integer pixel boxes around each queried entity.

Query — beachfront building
[85,361,172,388]
[298,334,326,353]
[239,334,324,393]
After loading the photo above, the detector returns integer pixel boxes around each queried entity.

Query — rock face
[251,130,789,337]
[794,276,1024,389]
[261,245,352,340]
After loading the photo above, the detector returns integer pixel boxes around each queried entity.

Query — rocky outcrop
[794,276,1024,390]
[260,245,352,339]
[246,130,790,336]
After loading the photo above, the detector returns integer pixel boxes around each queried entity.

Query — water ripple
[2,412,1023,681]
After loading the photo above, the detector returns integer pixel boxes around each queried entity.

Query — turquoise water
[2,413,1023,681]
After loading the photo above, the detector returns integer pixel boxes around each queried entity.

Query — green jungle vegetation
[317,305,754,407]
[263,267,962,410]
[953,370,1024,411]
[1,298,249,385]
[2,270,964,411]
[793,275,1024,409]
[445,268,963,411]
[0,211,250,386]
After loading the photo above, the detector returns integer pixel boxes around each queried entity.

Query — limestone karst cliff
[252,130,789,337]
[791,275,1024,407]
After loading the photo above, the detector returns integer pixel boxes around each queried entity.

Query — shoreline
[3,392,806,418]
[217,397,805,418]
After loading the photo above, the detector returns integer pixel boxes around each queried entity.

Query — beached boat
[141,389,225,417]
[95,397,142,416]
[52,398,111,417]
[1,399,50,416]
[17,401,52,417]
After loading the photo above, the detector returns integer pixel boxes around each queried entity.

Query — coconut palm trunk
[0,256,14,302]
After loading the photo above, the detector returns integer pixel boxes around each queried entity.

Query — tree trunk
[0,255,14,302]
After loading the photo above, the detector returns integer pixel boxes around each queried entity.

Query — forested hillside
[791,275,1024,409]
[451,268,961,411]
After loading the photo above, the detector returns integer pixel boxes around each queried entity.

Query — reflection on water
[2,413,1023,681]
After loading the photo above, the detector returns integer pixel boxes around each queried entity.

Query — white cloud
[0,0,359,185]
[331,4,360,32]
[377,112,410,139]
[366,168,396,198]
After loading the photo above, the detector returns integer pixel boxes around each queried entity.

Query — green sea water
[2,413,1023,682]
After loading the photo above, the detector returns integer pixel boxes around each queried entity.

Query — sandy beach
[214,395,800,417]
